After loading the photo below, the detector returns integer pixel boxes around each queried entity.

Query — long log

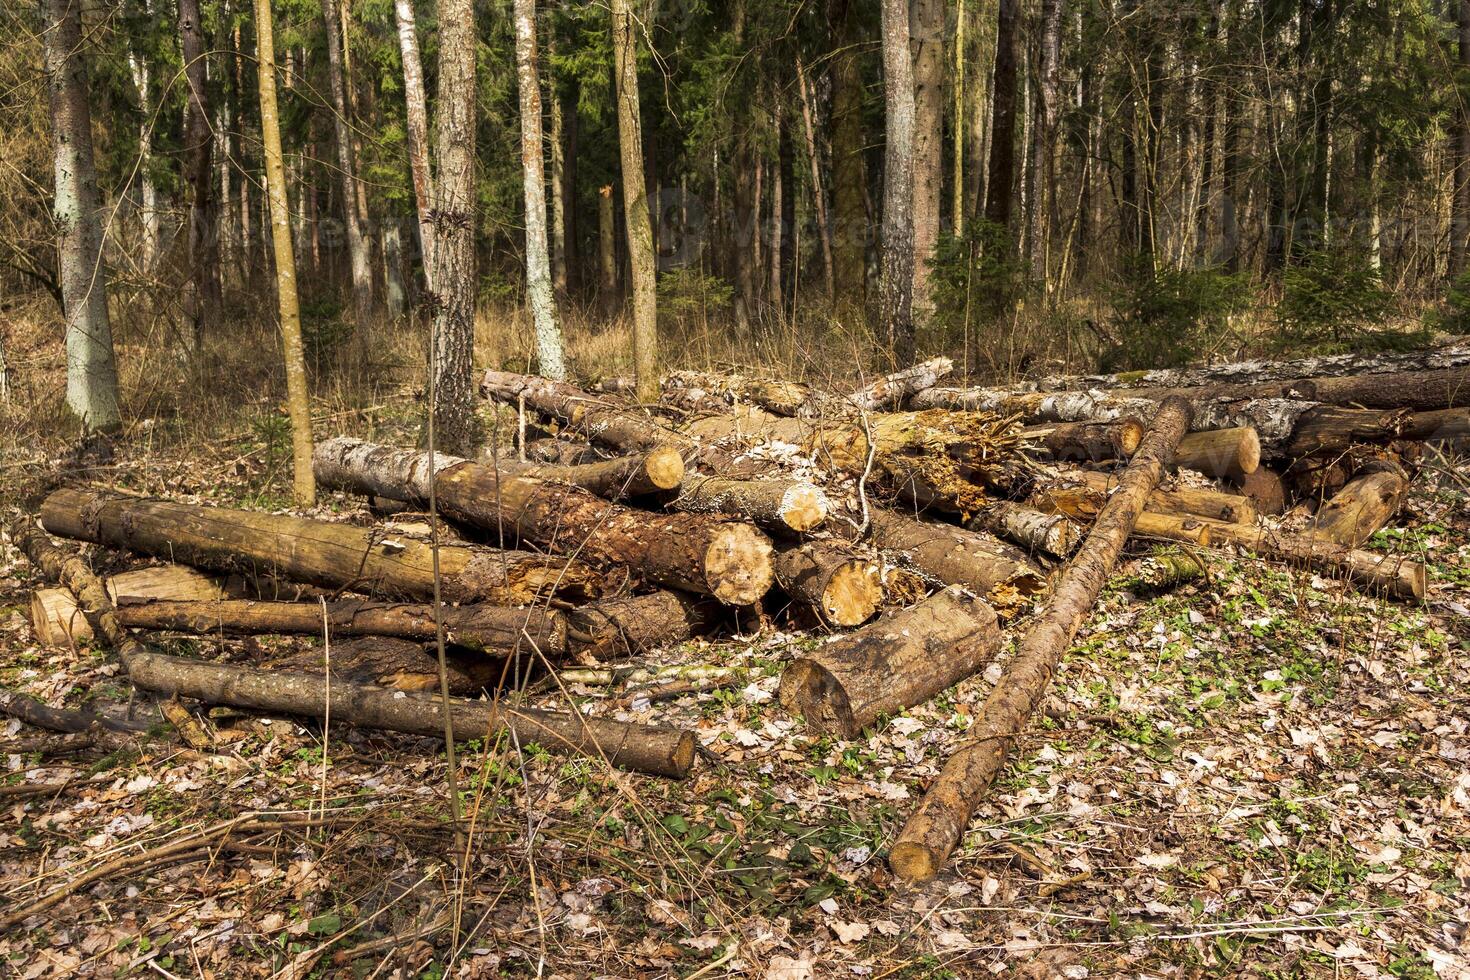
[1307,466,1409,547]
[1065,469,1259,524]
[965,501,1078,558]
[32,564,241,647]
[314,438,774,605]
[1031,487,1214,545]
[1197,518,1424,599]
[772,541,883,628]
[562,591,720,661]
[494,446,685,499]
[12,517,697,777]
[779,587,1000,737]
[889,398,1194,881]
[39,489,600,605]
[848,357,955,412]
[1021,419,1143,462]
[855,510,1047,604]
[672,474,831,533]
[1105,364,1470,413]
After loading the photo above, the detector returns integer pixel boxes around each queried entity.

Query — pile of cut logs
[8,339,1463,881]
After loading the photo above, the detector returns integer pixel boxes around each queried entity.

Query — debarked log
[779,587,1000,737]
[1307,465,1409,548]
[38,489,601,605]
[1198,518,1424,599]
[1063,468,1259,524]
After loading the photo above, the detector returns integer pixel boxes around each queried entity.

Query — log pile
[5,349,1449,872]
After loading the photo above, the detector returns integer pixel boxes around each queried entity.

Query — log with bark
[1031,487,1215,546]
[493,446,685,499]
[854,510,1047,605]
[1307,465,1409,547]
[848,357,955,412]
[1092,363,1470,413]
[965,501,1078,558]
[39,489,602,605]
[268,635,496,696]
[772,541,883,627]
[671,474,831,533]
[660,357,953,418]
[779,586,1000,737]
[888,397,1193,882]
[1020,418,1143,462]
[1063,469,1259,524]
[1195,518,1425,599]
[12,517,696,777]
[562,590,721,661]
[32,564,242,647]
[314,438,774,605]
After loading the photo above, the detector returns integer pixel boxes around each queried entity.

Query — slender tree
[180,0,222,345]
[125,0,159,273]
[598,184,617,311]
[393,0,434,287]
[44,0,120,431]
[795,55,836,302]
[513,0,568,379]
[879,0,916,362]
[321,0,375,327]
[1027,0,1062,277]
[829,0,867,304]
[611,0,658,401]
[428,0,481,453]
[254,0,315,504]
[1453,0,1470,277]
[910,0,943,314]
[985,0,1019,230]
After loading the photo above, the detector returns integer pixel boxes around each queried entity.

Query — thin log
[1108,363,1470,412]
[1398,407,1470,443]
[314,438,774,605]
[673,474,831,533]
[889,397,1193,882]
[39,489,601,605]
[1197,518,1425,599]
[1021,418,1143,462]
[1176,427,1260,478]
[493,446,685,499]
[563,590,720,661]
[773,541,883,628]
[0,689,151,736]
[856,510,1047,605]
[1065,469,1259,524]
[848,357,954,412]
[779,586,1000,737]
[32,564,241,647]
[1119,551,1207,592]
[966,501,1077,558]
[1032,486,1214,545]
[1306,466,1409,547]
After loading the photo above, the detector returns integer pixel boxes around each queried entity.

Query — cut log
[1120,551,1207,592]
[314,438,774,605]
[779,587,1000,737]
[662,370,825,417]
[889,397,1193,882]
[101,598,568,658]
[1032,486,1214,545]
[1176,427,1260,478]
[38,489,600,605]
[1306,466,1409,547]
[1065,469,1259,524]
[31,564,241,647]
[855,510,1047,605]
[1197,518,1425,599]
[563,590,720,661]
[494,446,685,499]
[1021,419,1144,462]
[1398,408,1470,443]
[965,501,1078,558]
[772,541,883,628]
[1109,364,1470,413]
[848,357,954,412]
[519,438,601,466]
[269,635,494,696]
[1230,467,1287,516]
[11,517,696,778]
[673,475,831,533]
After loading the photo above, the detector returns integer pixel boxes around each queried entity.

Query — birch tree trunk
[393,0,435,287]
[428,0,481,454]
[126,0,160,273]
[255,0,316,505]
[514,0,568,380]
[44,0,120,431]
[879,0,917,363]
[179,0,222,346]
[321,0,376,328]
[611,0,658,401]
[910,0,943,316]
[549,42,569,298]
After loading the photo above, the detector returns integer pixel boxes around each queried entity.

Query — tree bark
[773,541,883,628]
[39,488,600,605]
[547,28,569,298]
[1021,419,1145,462]
[428,0,480,454]
[1198,518,1424,599]
[1455,0,1470,276]
[966,501,1078,558]
[1307,466,1408,547]
[179,0,222,346]
[850,357,955,412]
[611,0,658,401]
[795,55,836,303]
[598,185,618,310]
[563,591,720,662]
[985,0,1020,229]
[674,475,832,534]
[321,0,375,328]
[255,0,316,505]
[33,565,239,648]
[1026,0,1062,275]
[780,587,1000,737]
[879,0,917,362]
[890,398,1193,882]
[44,0,120,430]
[393,0,435,286]
[910,0,943,315]
[856,509,1046,604]
[126,0,160,273]
[496,446,685,499]
[829,0,867,305]
[514,0,568,379]
[313,438,774,604]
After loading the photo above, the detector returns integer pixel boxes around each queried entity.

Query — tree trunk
[393,0,435,286]
[1029,487,1216,545]
[795,56,836,303]
[33,565,239,648]
[1199,518,1425,599]
[1026,0,1062,275]
[910,0,943,315]
[255,0,317,505]
[313,438,774,604]
[1062,468,1260,524]
[1307,466,1408,547]
[1176,426,1261,479]
[563,591,720,662]
[179,0,222,347]
[674,476,831,534]
[829,0,868,305]
[514,0,569,380]
[39,488,600,604]
[383,222,406,318]
[985,0,1020,229]
[772,541,883,628]
[889,398,1193,882]
[1455,0,1470,276]
[611,0,658,401]
[856,509,1046,604]
[879,0,917,363]
[428,0,480,453]
[953,0,966,239]
[1021,419,1145,462]
[780,587,1000,737]
[547,28,569,298]
[598,185,618,311]
[320,0,375,327]
[849,356,954,411]
[44,0,120,430]
[126,0,160,273]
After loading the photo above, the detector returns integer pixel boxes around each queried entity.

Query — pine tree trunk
[1453,0,1470,276]
[795,56,835,302]
[255,0,316,505]
[611,0,658,401]
[320,0,375,328]
[910,0,943,315]
[180,0,222,347]
[44,0,120,430]
[393,0,435,286]
[879,0,917,363]
[829,0,868,304]
[549,36,569,298]
[428,0,481,453]
[514,0,569,380]
[383,222,406,318]
[985,0,1019,229]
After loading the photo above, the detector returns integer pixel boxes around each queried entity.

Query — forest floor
[1,306,1468,977]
